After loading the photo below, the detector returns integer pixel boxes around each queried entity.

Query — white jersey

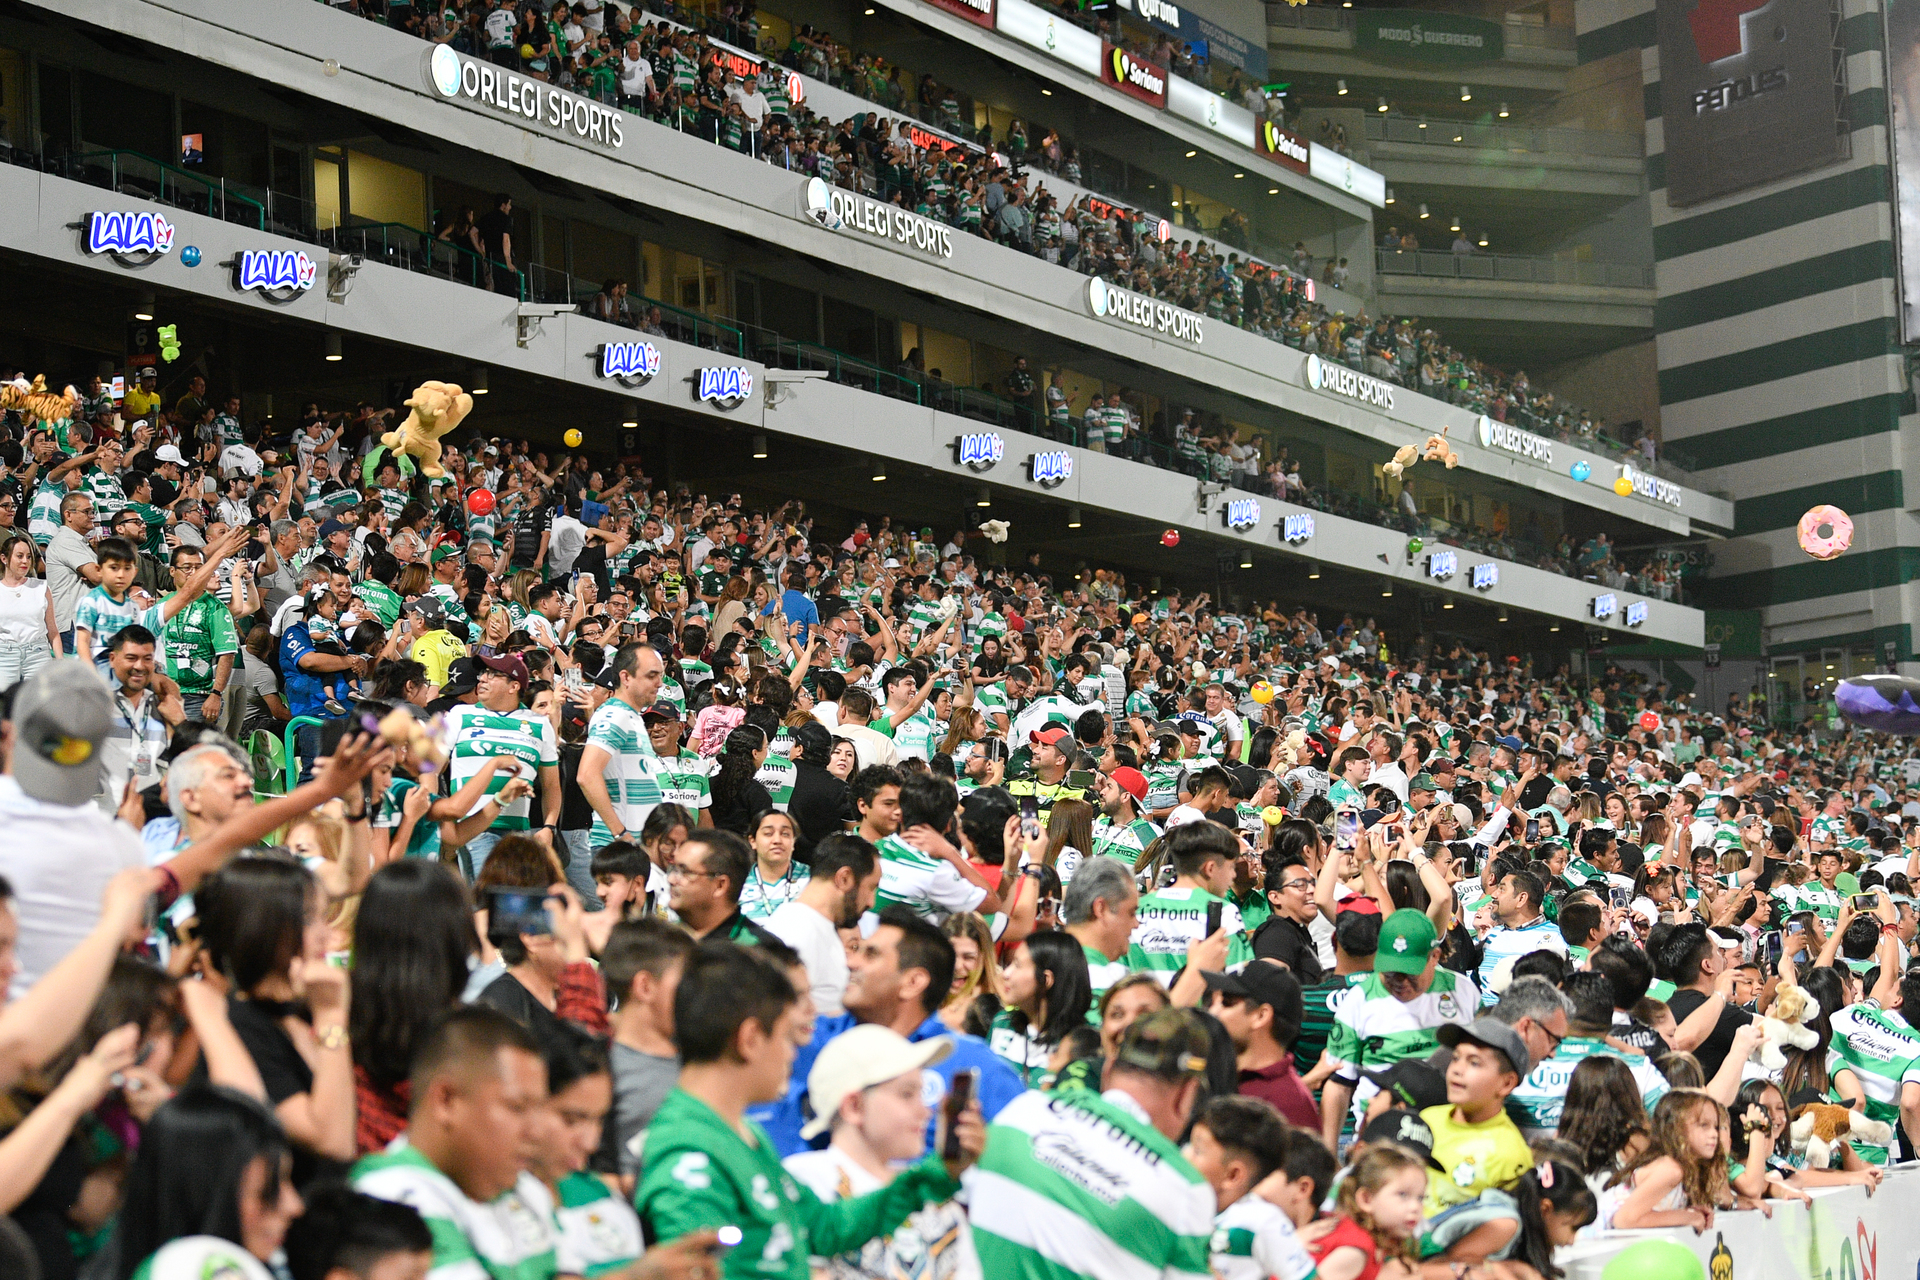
[1210,1194,1317,1280]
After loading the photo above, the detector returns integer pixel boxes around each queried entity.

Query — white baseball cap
[800,1024,952,1140]
[154,444,187,466]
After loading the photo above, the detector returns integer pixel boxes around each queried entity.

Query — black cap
[1358,1108,1444,1170]
[1361,1056,1448,1111]
[1201,961,1304,1046]
[442,656,481,696]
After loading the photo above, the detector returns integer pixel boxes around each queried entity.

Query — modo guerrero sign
[1353,10,1503,63]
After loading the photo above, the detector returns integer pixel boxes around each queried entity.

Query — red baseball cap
[1030,725,1070,747]
[1336,895,1383,917]
[1108,766,1148,803]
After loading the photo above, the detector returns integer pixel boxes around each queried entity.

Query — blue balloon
[181,245,202,267]
[1836,676,1920,733]
[1570,461,1591,482]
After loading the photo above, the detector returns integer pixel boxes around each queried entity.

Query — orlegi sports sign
[1086,277,1204,345]
[1302,354,1393,411]
[1476,415,1553,465]
[802,177,955,260]
[425,44,625,151]
[1619,464,1684,508]
[1102,43,1169,108]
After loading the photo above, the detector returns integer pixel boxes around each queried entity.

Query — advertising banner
[922,0,995,27]
[1102,41,1170,108]
[1655,0,1846,206]
[1888,0,1920,339]
[1254,119,1310,173]
[1353,10,1504,63]
[996,0,1103,75]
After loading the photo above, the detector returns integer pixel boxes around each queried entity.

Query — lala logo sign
[84,211,176,263]
[1470,562,1499,590]
[233,249,318,299]
[1624,601,1649,627]
[1281,513,1314,544]
[1028,450,1073,488]
[1426,550,1457,580]
[1591,593,1618,621]
[598,340,661,387]
[952,433,1005,471]
[1221,498,1261,531]
[695,367,753,409]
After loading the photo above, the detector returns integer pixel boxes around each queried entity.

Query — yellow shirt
[410,629,468,688]
[123,387,161,418]
[1420,1103,1533,1217]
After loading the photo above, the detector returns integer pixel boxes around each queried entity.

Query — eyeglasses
[667,865,720,881]
[1281,878,1315,892]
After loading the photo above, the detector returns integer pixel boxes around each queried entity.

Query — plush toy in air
[1790,1102,1893,1169]
[1421,426,1460,470]
[1750,979,1819,1071]
[1273,728,1310,770]
[368,706,453,774]
[1381,443,1419,481]
[0,375,80,429]
[382,380,473,480]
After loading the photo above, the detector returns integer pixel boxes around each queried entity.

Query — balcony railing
[1265,6,1576,52]
[1363,115,1644,159]
[1377,248,1653,289]
[50,149,266,229]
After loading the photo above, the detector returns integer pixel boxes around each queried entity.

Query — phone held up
[942,1068,977,1162]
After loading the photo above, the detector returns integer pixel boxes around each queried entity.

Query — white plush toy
[1751,980,1820,1071]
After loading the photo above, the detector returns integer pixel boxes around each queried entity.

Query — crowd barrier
[1558,1165,1920,1280]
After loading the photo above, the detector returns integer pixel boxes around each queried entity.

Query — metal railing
[1363,115,1644,158]
[318,220,524,299]
[53,149,266,229]
[1377,249,1654,289]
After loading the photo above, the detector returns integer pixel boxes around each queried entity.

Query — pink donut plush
[1797,505,1854,560]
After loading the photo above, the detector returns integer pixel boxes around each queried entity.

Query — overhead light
[1239,550,1253,569]
[133,290,155,322]
[1498,606,1508,622]
[1268,187,1279,194]
[1307,562,1320,580]
[1549,623,1561,632]
[1041,88,1052,95]
[324,333,342,362]
[1377,97,1389,113]
[1478,234,1489,247]
[1442,598,1454,609]
[1381,583,1393,597]
[1418,203,1430,219]
[469,366,489,395]
[1453,132,1464,142]
[1067,505,1082,529]
[1171,200,1182,208]
[1498,102,1510,118]
[870,456,887,481]
[752,433,768,459]
[1417,119,1427,129]
[621,415,638,428]
[1385,188,1396,204]
[975,485,991,507]
[1185,149,1197,157]
[1233,172,1245,179]
[1337,79,1348,95]
[1450,214,1461,232]
[1460,85,1472,102]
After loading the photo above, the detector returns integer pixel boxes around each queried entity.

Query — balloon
[467,488,495,516]
[1161,529,1180,547]
[1407,536,1423,556]
[1835,675,1920,733]
[1570,461,1591,482]
[1613,475,1634,496]
[1797,504,1853,560]
[563,428,583,448]
[1251,680,1275,704]
[1637,710,1661,732]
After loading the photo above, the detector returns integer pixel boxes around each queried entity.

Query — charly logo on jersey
[694,366,753,409]
[1028,450,1073,488]
[232,249,318,299]
[598,340,661,387]
[83,211,176,264]
[951,431,1005,471]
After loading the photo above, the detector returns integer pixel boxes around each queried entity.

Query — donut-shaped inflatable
[1798,505,1854,560]
[1836,675,1920,733]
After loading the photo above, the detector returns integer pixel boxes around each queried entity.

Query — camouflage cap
[1112,1008,1211,1082]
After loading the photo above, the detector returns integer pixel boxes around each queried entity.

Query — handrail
[1376,248,1654,289]
[59,149,266,229]
[320,220,525,301]
[283,716,326,795]
[1362,114,1644,159]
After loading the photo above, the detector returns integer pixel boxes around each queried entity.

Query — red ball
[1637,710,1661,732]
[1161,529,1181,548]
[467,488,495,516]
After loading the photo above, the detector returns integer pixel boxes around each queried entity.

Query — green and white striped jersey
[1209,1194,1318,1280]
[1083,942,1129,1019]
[1826,1003,1920,1163]
[975,681,1012,726]
[554,1170,645,1278]
[1322,968,1479,1084]
[894,708,946,762]
[1144,764,1184,813]
[352,1140,558,1280]
[1506,1037,1667,1138]
[756,754,796,811]
[970,1088,1214,1280]
[655,749,713,811]
[870,833,986,923]
[1127,887,1253,984]
[1090,815,1160,868]
[583,697,666,846]
[1811,813,1847,847]
[443,703,559,832]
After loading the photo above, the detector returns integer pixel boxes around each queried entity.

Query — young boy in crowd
[282,1183,432,1280]
[1256,1127,1338,1231]
[72,528,239,668]
[1186,1095,1318,1280]
[599,918,696,1192]
[588,838,665,951]
[1421,1017,1534,1220]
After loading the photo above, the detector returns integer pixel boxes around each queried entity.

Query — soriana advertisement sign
[1254,120,1309,174]
[1101,42,1168,108]
[922,0,995,28]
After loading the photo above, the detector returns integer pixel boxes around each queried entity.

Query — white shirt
[0,775,146,999]
[765,899,848,1017]
[619,53,653,95]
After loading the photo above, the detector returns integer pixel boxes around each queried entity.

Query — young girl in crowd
[1729,1079,1880,1195]
[1309,1145,1427,1280]
[1557,1056,1650,1187]
[940,912,1004,1033]
[1602,1088,1733,1231]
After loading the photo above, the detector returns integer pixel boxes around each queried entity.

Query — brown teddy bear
[1420,427,1460,469]
[1790,1102,1893,1168]
[1381,443,1419,480]
[381,380,473,480]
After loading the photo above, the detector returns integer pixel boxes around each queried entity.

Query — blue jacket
[748,1011,1027,1158]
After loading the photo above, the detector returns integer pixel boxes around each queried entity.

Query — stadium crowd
[0,361,1902,1280]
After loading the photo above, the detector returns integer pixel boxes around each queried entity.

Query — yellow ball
[563,428,583,448]
[1613,475,1634,496]
[1251,680,1275,704]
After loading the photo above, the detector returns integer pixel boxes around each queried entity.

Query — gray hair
[166,741,248,823]
[269,519,297,540]
[1545,786,1574,812]
[1491,975,1574,1029]
[1063,857,1135,926]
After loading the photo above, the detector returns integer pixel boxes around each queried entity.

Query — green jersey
[374,777,441,859]
[636,1088,961,1280]
[987,1007,1051,1086]
[871,833,986,923]
[159,593,239,694]
[555,1170,645,1278]
[1507,1037,1668,1137]
[354,579,405,629]
[1798,883,1843,922]
[1327,778,1364,809]
[1127,886,1253,984]
[969,1087,1214,1280]
[584,696,668,846]
[1826,1003,1920,1164]
[351,1139,558,1280]
[1322,968,1478,1085]
[125,501,167,554]
[1089,814,1159,868]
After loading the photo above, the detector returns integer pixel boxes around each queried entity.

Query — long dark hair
[108,1086,290,1280]
[350,861,478,1089]
[1507,1161,1596,1280]
[1780,967,1846,1103]
[1012,930,1093,1048]
[196,856,315,994]
[710,725,767,814]
[1557,1055,1648,1177]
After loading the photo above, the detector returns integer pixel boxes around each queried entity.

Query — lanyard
[115,691,154,765]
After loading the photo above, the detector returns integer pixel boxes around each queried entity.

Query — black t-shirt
[475,209,514,262]
[218,996,346,1186]
[1250,914,1325,984]
[1665,988,1752,1080]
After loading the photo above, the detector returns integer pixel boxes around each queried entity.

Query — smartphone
[1764,932,1784,969]
[1788,918,1806,936]
[1609,885,1632,909]
[1524,817,1541,843]
[1206,899,1225,938]
[1852,893,1881,911]
[487,887,553,936]
[1335,808,1359,853]
[1020,794,1042,842]
[1067,769,1097,789]
[943,1068,977,1162]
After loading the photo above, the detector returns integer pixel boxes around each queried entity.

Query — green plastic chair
[246,730,285,797]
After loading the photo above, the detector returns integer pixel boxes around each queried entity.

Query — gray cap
[12,660,113,806]
[1437,1015,1532,1078]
